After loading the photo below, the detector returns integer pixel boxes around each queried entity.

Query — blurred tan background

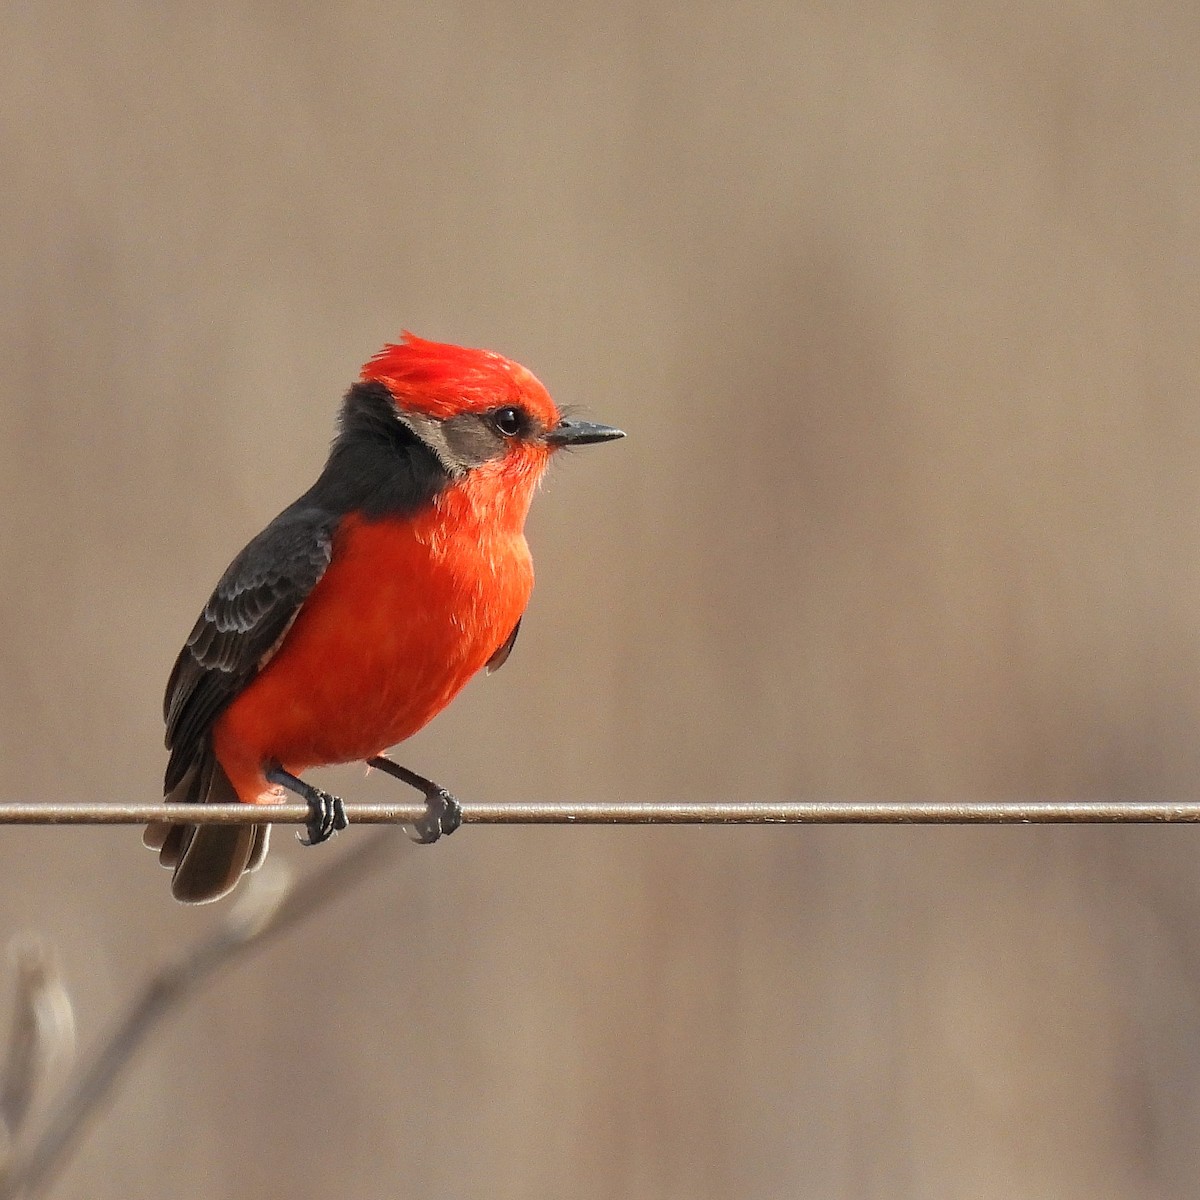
[4,2,1200,1196]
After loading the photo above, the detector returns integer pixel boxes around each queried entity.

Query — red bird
[145,333,624,903]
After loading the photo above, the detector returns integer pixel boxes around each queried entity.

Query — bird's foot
[409,786,462,844]
[367,756,462,844]
[298,787,348,846]
[266,766,348,846]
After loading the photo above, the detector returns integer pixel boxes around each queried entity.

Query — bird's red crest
[362,332,559,425]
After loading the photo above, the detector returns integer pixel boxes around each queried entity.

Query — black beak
[544,418,626,447]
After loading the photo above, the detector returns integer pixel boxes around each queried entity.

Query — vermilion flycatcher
[145,333,624,903]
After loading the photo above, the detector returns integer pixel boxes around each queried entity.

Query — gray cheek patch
[440,412,510,468]
[395,411,505,476]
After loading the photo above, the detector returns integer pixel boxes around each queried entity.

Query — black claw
[409,788,462,845]
[297,787,337,846]
[366,756,462,844]
[264,765,347,847]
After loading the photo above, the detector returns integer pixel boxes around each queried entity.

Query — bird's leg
[366,756,462,844]
[266,765,349,846]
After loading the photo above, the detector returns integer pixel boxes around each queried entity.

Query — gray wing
[486,618,522,674]
[163,506,336,793]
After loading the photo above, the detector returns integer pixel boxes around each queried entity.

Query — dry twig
[0,942,75,1156]
[0,830,410,1200]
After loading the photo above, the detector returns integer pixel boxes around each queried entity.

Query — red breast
[212,479,533,804]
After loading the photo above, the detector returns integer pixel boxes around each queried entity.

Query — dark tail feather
[246,823,271,873]
[144,753,263,904]
[172,822,259,904]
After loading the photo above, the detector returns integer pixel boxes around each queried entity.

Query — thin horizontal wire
[0,800,1199,825]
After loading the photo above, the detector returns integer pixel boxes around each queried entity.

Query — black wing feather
[163,506,336,793]
[486,618,522,674]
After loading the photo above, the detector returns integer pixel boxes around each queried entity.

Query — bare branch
[0,829,410,1200]
[0,942,75,1150]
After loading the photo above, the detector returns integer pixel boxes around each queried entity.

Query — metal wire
[1,799,1200,825]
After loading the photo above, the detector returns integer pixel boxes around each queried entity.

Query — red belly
[212,507,532,803]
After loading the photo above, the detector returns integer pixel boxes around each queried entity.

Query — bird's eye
[492,407,524,437]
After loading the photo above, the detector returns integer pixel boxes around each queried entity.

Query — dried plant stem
[0,943,74,1146]
[0,830,410,1200]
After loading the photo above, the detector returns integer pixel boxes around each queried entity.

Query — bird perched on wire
[144,332,624,903]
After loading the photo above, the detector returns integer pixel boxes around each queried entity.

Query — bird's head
[360,333,624,495]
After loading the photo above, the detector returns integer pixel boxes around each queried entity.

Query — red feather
[361,331,560,426]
